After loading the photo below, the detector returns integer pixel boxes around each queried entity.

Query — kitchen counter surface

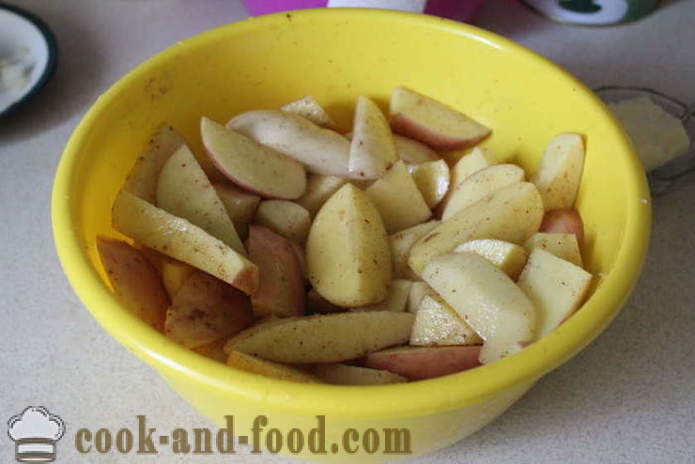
[1,1,693,462]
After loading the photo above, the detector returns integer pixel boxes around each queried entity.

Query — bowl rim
[52,8,651,418]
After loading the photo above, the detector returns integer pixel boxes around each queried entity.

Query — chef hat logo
[7,407,64,463]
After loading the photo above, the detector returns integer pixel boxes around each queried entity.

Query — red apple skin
[364,345,482,380]
[390,113,491,151]
[540,209,585,244]
[247,225,305,317]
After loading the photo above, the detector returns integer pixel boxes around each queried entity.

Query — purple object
[241,0,486,23]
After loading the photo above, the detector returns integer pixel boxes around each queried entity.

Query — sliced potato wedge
[408,182,543,275]
[408,159,450,208]
[454,239,528,280]
[255,200,311,243]
[365,161,432,233]
[351,280,412,312]
[97,237,169,331]
[524,232,583,267]
[310,364,407,385]
[306,184,392,307]
[227,351,320,383]
[213,183,260,240]
[348,96,397,179]
[364,346,481,381]
[281,96,334,127]
[533,133,585,210]
[389,220,440,280]
[157,144,244,254]
[226,311,414,363]
[112,191,259,295]
[123,124,185,203]
[410,295,482,346]
[165,271,253,348]
[296,174,347,217]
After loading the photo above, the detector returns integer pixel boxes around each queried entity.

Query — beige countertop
[1,0,693,462]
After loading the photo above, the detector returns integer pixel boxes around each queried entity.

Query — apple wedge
[454,239,528,280]
[310,364,407,385]
[247,225,305,318]
[227,351,320,383]
[123,124,186,203]
[407,282,438,312]
[281,96,334,127]
[255,200,311,243]
[422,252,536,364]
[540,209,585,244]
[112,191,259,295]
[533,133,585,210]
[296,174,347,217]
[409,182,543,275]
[201,117,306,200]
[389,220,440,280]
[352,280,413,312]
[525,232,583,267]
[407,160,450,208]
[226,311,414,363]
[442,164,525,220]
[164,271,253,348]
[157,145,245,254]
[364,346,481,381]
[228,110,351,177]
[97,237,169,331]
[306,184,392,307]
[393,134,439,164]
[365,161,432,233]
[518,249,592,338]
[389,87,491,150]
[213,183,260,240]
[410,295,482,346]
[348,96,398,179]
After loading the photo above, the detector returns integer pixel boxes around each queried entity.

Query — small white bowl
[0,4,57,117]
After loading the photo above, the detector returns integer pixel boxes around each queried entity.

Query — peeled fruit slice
[213,183,260,240]
[164,271,253,348]
[310,364,407,385]
[409,182,544,275]
[112,191,259,295]
[540,209,585,244]
[97,237,169,331]
[407,159,450,208]
[352,280,412,312]
[422,252,536,364]
[281,96,334,127]
[227,351,320,383]
[157,145,245,254]
[454,239,528,280]
[364,346,481,381]
[389,87,491,151]
[525,232,583,267]
[228,110,351,177]
[123,124,185,203]
[201,117,306,200]
[348,96,398,179]
[442,164,525,220]
[255,200,311,243]
[393,134,439,164]
[247,225,305,318]
[532,133,584,210]
[226,311,415,363]
[306,184,391,307]
[517,249,592,337]
[410,295,482,346]
[365,161,432,233]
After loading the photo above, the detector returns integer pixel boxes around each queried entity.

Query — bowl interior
[53,9,650,416]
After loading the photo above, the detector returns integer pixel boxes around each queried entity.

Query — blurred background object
[0,3,56,118]
[522,0,660,25]
[241,0,488,22]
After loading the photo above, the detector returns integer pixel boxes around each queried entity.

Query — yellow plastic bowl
[52,9,650,463]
